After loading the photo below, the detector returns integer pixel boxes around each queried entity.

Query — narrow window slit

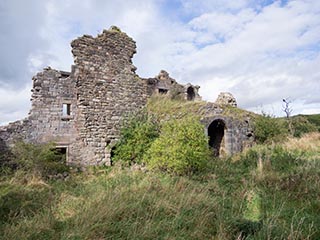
[63,103,71,116]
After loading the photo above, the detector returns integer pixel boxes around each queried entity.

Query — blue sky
[0,0,320,124]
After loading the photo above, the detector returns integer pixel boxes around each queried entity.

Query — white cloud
[0,83,31,125]
[0,0,320,125]
[172,0,320,115]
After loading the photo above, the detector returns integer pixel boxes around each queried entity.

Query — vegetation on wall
[112,105,211,175]
[111,110,160,166]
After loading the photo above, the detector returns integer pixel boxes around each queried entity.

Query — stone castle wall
[0,27,254,166]
[29,68,77,145]
[70,29,149,165]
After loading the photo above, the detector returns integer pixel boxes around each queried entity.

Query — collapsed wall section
[71,28,149,165]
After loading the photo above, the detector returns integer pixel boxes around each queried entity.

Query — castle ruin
[0,27,253,166]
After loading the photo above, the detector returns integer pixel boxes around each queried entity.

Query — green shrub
[144,117,211,175]
[10,141,69,177]
[254,114,288,143]
[302,114,320,130]
[111,110,160,165]
[291,116,318,137]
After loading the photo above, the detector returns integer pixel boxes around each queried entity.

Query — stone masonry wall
[29,67,77,145]
[200,102,254,156]
[70,28,149,165]
[0,68,78,164]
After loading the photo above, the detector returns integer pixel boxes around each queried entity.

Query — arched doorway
[208,119,225,157]
[187,87,195,101]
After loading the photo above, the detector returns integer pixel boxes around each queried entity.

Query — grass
[146,94,206,120]
[146,94,254,121]
[1,133,320,239]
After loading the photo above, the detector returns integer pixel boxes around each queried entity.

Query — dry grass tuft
[284,132,320,153]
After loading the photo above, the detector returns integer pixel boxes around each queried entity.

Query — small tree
[282,98,293,118]
[282,98,294,135]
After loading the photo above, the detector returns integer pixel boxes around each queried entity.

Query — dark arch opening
[187,87,195,101]
[208,119,225,157]
[110,146,117,166]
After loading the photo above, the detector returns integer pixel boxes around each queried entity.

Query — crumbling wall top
[70,27,137,67]
[215,92,237,107]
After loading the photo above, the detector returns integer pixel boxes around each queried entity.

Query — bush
[254,114,288,143]
[111,110,160,165]
[10,141,69,177]
[144,117,211,175]
[291,116,318,137]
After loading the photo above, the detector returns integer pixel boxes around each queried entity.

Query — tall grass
[1,133,319,239]
[1,169,224,239]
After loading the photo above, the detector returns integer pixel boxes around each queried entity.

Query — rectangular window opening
[62,103,71,116]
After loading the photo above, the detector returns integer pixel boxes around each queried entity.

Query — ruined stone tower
[70,28,149,165]
[0,27,253,166]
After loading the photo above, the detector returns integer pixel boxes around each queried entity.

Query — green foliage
[253,114,288,143]
[301,114,320,130]
[111,110,160,165]
[1,133,320,239]
[144,117,211,175]
[243,190,262,222]
[291,116,318,137]
[9,141,69,177]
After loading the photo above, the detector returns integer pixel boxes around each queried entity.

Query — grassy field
[1,132,319,239]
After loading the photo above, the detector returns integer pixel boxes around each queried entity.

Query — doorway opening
[187,86,195,101]
[110,146,117,166]
[53,146,68,162]
[208,119,225,157]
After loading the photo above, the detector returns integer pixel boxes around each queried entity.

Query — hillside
[296,114,320,129]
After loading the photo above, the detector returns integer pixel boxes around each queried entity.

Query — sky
[0,0,320,125]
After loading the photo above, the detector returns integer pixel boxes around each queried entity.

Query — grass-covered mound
[146,94,254,121]
[1,133,320,239]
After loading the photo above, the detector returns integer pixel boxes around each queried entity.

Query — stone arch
[208,119,226,157]
[187,86,195,101]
